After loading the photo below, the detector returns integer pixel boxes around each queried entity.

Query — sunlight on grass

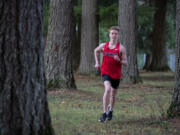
[48,71,179,135]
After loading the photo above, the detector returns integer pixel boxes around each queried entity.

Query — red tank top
[101,42,122,79]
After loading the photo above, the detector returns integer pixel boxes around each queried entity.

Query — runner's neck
[109,40,118,46]
[109,40,118,49]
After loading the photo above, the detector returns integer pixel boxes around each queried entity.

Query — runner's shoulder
[119,44,126,52]
[99,43,106,47]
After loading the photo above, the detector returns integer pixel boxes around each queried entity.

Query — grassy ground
[48,71,180,135]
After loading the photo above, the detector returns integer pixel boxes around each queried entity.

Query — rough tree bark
[168,0,180,118]
[118,0,141,83]
[0,1,55,135]
[148,0,169,71]
[45,0,76,89]
[78,0,98,74]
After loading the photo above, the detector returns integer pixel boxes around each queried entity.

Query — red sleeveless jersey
[101,42,122,79]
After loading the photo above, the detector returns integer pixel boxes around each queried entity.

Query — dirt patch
[74,74,101,81]
[48,88,102,102]
[142,76,174,81]
[168,118,180,129]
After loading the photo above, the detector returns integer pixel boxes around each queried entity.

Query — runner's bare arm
[94,43,105,69]
[120,45,127,66]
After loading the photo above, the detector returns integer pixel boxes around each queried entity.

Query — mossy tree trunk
[118,0,141,83]
[45,0,76,89]
[168,0,180,118]
[0,0,55,135]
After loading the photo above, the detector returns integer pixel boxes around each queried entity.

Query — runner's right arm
[94,43,105,70]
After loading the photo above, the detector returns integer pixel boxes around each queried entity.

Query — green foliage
[99,3,118,28]
[167,101,180,118]
[137,6,155,25]
[136,0,176,53]
[166,17,176,49]
[99,27,109,43]
[98,3,118,43]
[136,5,155,53]
[75,0,82,5]
[42,0,176,53]
[167,102,175,118]
[98,0,118,7]
[166,2,176,49]
[74,5,81,21]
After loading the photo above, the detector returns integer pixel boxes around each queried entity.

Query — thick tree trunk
[168,0,180,118]
[45,0,76,89]
[118,0,141,83]
[148,0,169,71]
[78,0,98,74]
[0,1,54,135]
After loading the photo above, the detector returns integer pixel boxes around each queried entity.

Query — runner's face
[109,30,119,41]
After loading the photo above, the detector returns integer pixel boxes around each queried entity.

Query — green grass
[48,71,180,135]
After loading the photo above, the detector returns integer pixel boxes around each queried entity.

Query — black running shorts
[102,74,120,89]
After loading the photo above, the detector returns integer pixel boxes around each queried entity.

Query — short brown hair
[109,26,120,32]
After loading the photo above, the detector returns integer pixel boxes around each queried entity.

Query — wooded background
[0,0,179,134]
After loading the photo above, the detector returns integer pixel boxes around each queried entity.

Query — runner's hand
[95,63,100,70]
[113,55,121,62]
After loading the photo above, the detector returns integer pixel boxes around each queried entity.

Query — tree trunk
[0,1,54,135]
[167,0,180,118]
[45,0,76,89]
[148,0,169,71]
[143,53,152,70]
[78,0,98,74]
[118,0,141,83]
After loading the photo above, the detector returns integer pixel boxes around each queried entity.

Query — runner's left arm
[120,45,127,66]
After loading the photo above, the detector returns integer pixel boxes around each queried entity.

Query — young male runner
[94,26,127,122]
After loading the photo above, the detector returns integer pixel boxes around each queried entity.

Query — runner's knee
[105,87,111,93]
[111,89,117,97]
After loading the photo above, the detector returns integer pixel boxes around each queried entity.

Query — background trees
[0,1,54,134]
[148,0,169,71]
[168,0,180,117]
[44,0,176,76]
[45,0,76,89]
[0,0,178,134]
[118,0,141,83]
[78,0,99,74]
[73,1,82,71]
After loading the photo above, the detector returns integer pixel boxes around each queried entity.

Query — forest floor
[48,71,180,135]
